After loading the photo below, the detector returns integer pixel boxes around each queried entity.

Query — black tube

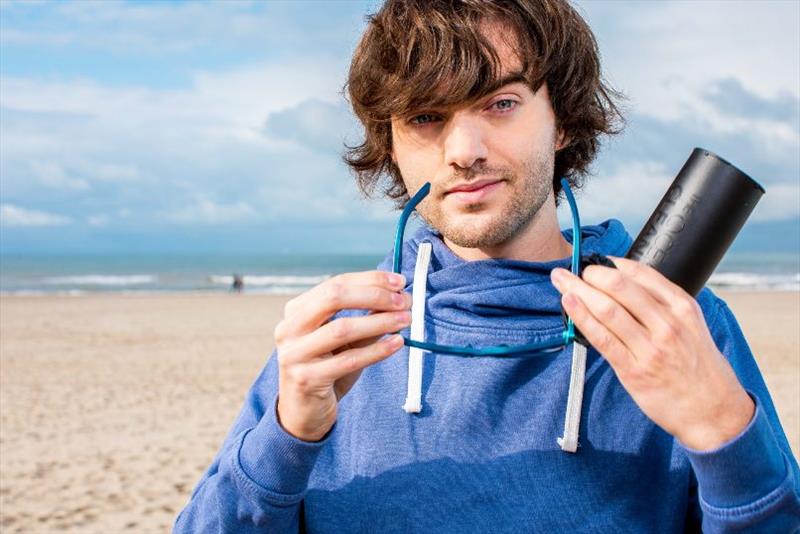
[625,148,765,296]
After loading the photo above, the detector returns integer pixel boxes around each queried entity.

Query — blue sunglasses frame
[391,177,581,357]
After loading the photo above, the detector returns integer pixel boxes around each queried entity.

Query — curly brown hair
[344,0,624,207]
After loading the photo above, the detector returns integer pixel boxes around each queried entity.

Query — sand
[0,291,798,533]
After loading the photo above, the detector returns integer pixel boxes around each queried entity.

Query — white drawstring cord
[401,241,587,451]
[557,341,588,453]
[403,242,432,414]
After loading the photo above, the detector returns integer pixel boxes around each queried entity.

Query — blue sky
[1,0,798,254]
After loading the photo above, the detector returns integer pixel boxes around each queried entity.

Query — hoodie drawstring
[403,242,432,414]
[402,242,587,453]
[557,341,587,453]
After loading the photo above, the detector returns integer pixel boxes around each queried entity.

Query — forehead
[480,19,524,76]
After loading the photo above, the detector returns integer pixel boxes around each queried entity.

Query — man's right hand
[274,271,412,442]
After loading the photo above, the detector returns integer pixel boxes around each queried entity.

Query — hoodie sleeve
[684,295,800,532]
[173,350,331,533]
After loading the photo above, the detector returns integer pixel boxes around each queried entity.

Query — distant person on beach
[176,1,800,531]
[231,274,244,293]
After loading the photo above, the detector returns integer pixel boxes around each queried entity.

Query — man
[176,1,800,531]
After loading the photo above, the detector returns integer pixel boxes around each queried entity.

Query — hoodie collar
[381,219,632,335]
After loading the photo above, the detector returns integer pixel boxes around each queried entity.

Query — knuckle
[329,318,351,340]
[325,282,345,307]
[344,351,360,374]
[595,330,614,351]
[627,365,648,385]
[628,259,645,277]
[596,301,617,323]
[606,270,626,292]
[675,296,698,317]
[276,344,296,365]
[645,345,665,362]
[274,320,288,344]
[640,364,660,381]
[655,321,679,344]
[291,368,312,389]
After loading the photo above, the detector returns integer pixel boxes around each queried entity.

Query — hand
[274,271,411,442]
[551,257,754,451]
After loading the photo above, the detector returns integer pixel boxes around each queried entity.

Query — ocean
[0,251,797,295]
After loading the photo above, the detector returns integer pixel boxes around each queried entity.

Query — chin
[439,212,515,248]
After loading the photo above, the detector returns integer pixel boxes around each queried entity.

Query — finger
[608,257,690,307]
[581,264,674,337]
[561,292,634,374]
[279,272,410,338]
[283,270,406,321]
[282,311,411,363]
[608,256,704,336]
[315,334,405,382]
[552,268,652,361]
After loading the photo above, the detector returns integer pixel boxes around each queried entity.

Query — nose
[443,112,488,171]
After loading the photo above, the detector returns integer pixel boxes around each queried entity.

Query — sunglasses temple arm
[393,183,432,274]
[560,177,581,344]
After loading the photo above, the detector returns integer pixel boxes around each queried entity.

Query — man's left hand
[551,256,754,451]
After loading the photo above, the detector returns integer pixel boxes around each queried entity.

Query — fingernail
[389,273,406,288]
[392,292,404,307]
[551,268,567,283]
[396,311,411,325]
[388,334,404,348]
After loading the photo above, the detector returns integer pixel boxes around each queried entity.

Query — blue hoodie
[176,220,800,532]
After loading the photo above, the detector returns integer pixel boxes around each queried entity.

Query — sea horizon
[1,250,797,295]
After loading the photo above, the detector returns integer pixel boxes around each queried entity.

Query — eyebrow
[485,71,529,94]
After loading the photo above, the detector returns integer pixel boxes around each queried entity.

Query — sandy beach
[1,291,798,533]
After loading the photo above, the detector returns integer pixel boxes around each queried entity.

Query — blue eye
[409,113,440,125]
[492,99,517,111]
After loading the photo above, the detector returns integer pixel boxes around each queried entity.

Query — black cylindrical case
[625,148,765,296]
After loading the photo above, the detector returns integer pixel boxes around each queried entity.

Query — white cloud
[264,99,359,153]
[166,199,256,223]
[0,57,352,225]
[0,0,796,249]
[576,0,799,118]
[30,161,89,190]
[87,214,110,227]
[751,183,800,222]
[0,204,71,226]
[570,161,673,225]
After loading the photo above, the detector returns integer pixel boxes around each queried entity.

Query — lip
[444,179,504,203]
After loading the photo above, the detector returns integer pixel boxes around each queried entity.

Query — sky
[0,0,798,254]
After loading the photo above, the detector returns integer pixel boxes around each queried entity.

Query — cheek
[486,135,534,169]
[395,145,441,185]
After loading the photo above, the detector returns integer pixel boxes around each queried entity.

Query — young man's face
[390,26,564,249]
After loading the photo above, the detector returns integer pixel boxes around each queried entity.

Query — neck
[443,193,573,262]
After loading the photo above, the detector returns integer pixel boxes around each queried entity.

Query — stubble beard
[419,148,555,249]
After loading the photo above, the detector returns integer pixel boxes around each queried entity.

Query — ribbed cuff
[237,396,333,498]
[683,395,787,508]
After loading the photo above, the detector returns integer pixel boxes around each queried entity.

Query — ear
[555,130,570,151]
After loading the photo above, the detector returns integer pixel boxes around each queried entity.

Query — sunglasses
[391,177,582,357]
